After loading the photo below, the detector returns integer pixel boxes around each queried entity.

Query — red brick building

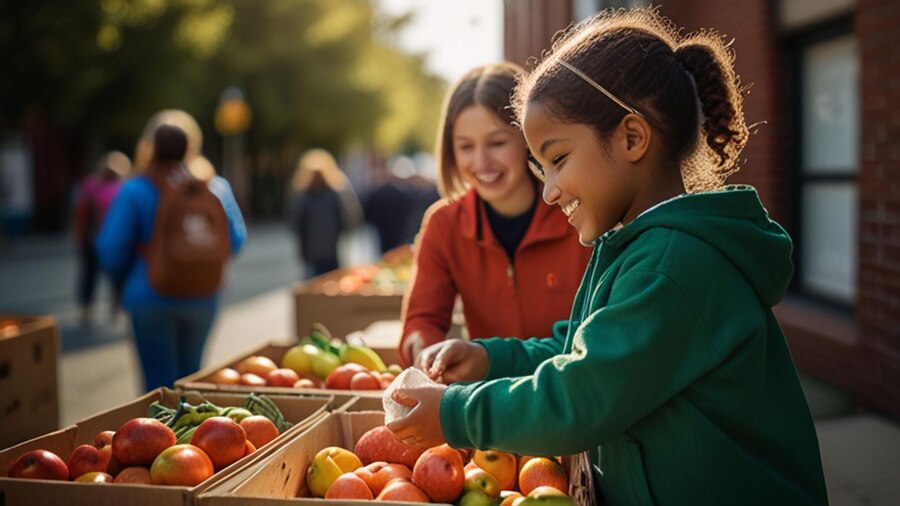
[503,0,900,418]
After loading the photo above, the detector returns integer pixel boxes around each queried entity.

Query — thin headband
[558,59,644,118]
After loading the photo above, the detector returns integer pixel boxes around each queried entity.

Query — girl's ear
[620,114,652,162]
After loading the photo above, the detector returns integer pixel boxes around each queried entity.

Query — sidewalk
[59,287,900,505]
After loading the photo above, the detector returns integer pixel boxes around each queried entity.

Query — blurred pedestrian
[363,156,417,254]
[398,62,592,367]
[72,150,130,324]
[97,119,246,392]
[288,148,362,278]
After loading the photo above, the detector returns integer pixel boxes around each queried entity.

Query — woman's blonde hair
[133,109,204,174]
[291,148,349,192]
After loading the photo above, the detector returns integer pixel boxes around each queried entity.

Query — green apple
[465,467,501,498]
[520,485,574,505]
[459,489,501,506]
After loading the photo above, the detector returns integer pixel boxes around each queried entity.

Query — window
[794,29,859,306]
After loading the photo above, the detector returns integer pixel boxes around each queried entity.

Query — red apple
[113,466,152,484]
[266,368,300,387]
[239,415,279,449]
[7,450,69,481]
[112,417,177,467]
[67,444,111,479]
[150,444,214,486]
[325,363,369,390]
[350,371,381,390]
[412,444,465,503]
[190,416,247,470]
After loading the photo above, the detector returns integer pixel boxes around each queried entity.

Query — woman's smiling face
[522,101,637,245]
[452,105,535,216]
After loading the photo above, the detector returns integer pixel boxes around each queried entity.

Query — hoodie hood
[604,186,793,307]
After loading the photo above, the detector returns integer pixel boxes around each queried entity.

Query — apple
[234,355,278,377]
[325,472,374,499]
[376,478,431,502]
[266,368,300,387]
[67,444,111,479]
[190,416,247,471]
[7,450,69,481]
[465,466,501,498]
[306,446,364,497]
[209,367,241,385]
[459,489,500,506]
[113,417,177,467]
[239,415,279,449]
[325,363,369,390]
[239,373,267,386]
[293,378,317,389]
[74,471,114,483]
[354,461,413,495]
[113,466,153,484]
[521,486,573,505]
[349,371,381,390]
[93,430,115,456]
[473,449,518,491]
[411,444,465,503]
[150,444,214,486]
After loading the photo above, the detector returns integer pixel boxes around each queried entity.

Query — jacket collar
[458,189,571,249]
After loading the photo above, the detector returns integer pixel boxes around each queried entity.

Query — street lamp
[215,86,252,209]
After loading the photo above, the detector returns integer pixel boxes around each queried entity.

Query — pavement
[3,224,900,504]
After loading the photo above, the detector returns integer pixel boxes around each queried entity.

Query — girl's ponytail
[675,41,748,173]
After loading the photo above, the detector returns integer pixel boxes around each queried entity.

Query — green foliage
[0,0,445,157]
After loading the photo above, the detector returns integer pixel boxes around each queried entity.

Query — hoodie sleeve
[441,268,746,455]
[476,319,569,380]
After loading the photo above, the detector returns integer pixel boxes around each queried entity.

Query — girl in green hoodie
[388,8,828,505]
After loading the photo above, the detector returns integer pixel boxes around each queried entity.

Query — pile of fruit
[208,327,403,391]
[5,394,288,486]
[306,425,573,505]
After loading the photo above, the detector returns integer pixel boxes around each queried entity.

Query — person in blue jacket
[97,123,246,391]
[387,8,828,505]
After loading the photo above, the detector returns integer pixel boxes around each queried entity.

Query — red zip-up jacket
[399,190,591,367]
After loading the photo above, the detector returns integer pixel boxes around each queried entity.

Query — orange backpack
[143,168,231,298]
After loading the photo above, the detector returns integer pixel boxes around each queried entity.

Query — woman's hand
[415,340,489,384]
[386,384,447,448]
[401,331,428,368]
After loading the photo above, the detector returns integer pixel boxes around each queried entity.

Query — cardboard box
[175,342,396,398]
[294,270,404,341]
[0,315,59,449]
[0,388,331,506]
[198,411,596,505]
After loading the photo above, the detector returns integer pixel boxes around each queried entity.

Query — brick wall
[856,0,900,417]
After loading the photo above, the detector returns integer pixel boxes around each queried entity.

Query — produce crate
[0,314,59,449]
[294,270,404,342]
[175,341,399,399]
[197,411,596,505]
[0,388,331,506]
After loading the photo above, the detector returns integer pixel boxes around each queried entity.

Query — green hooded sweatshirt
[441,186,828,505]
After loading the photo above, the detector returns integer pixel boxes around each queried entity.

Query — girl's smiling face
[523,101,638,245]
[452,105,535,216]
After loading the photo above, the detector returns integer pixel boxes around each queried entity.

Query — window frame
[786,15,858,313]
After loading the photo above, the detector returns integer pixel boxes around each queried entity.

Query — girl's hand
[415,340,489,384]
[386,384,447,448]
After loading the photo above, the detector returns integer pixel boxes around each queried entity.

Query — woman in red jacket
[399,62,591,367]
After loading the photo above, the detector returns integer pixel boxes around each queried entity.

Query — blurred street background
[1,0,899,504]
